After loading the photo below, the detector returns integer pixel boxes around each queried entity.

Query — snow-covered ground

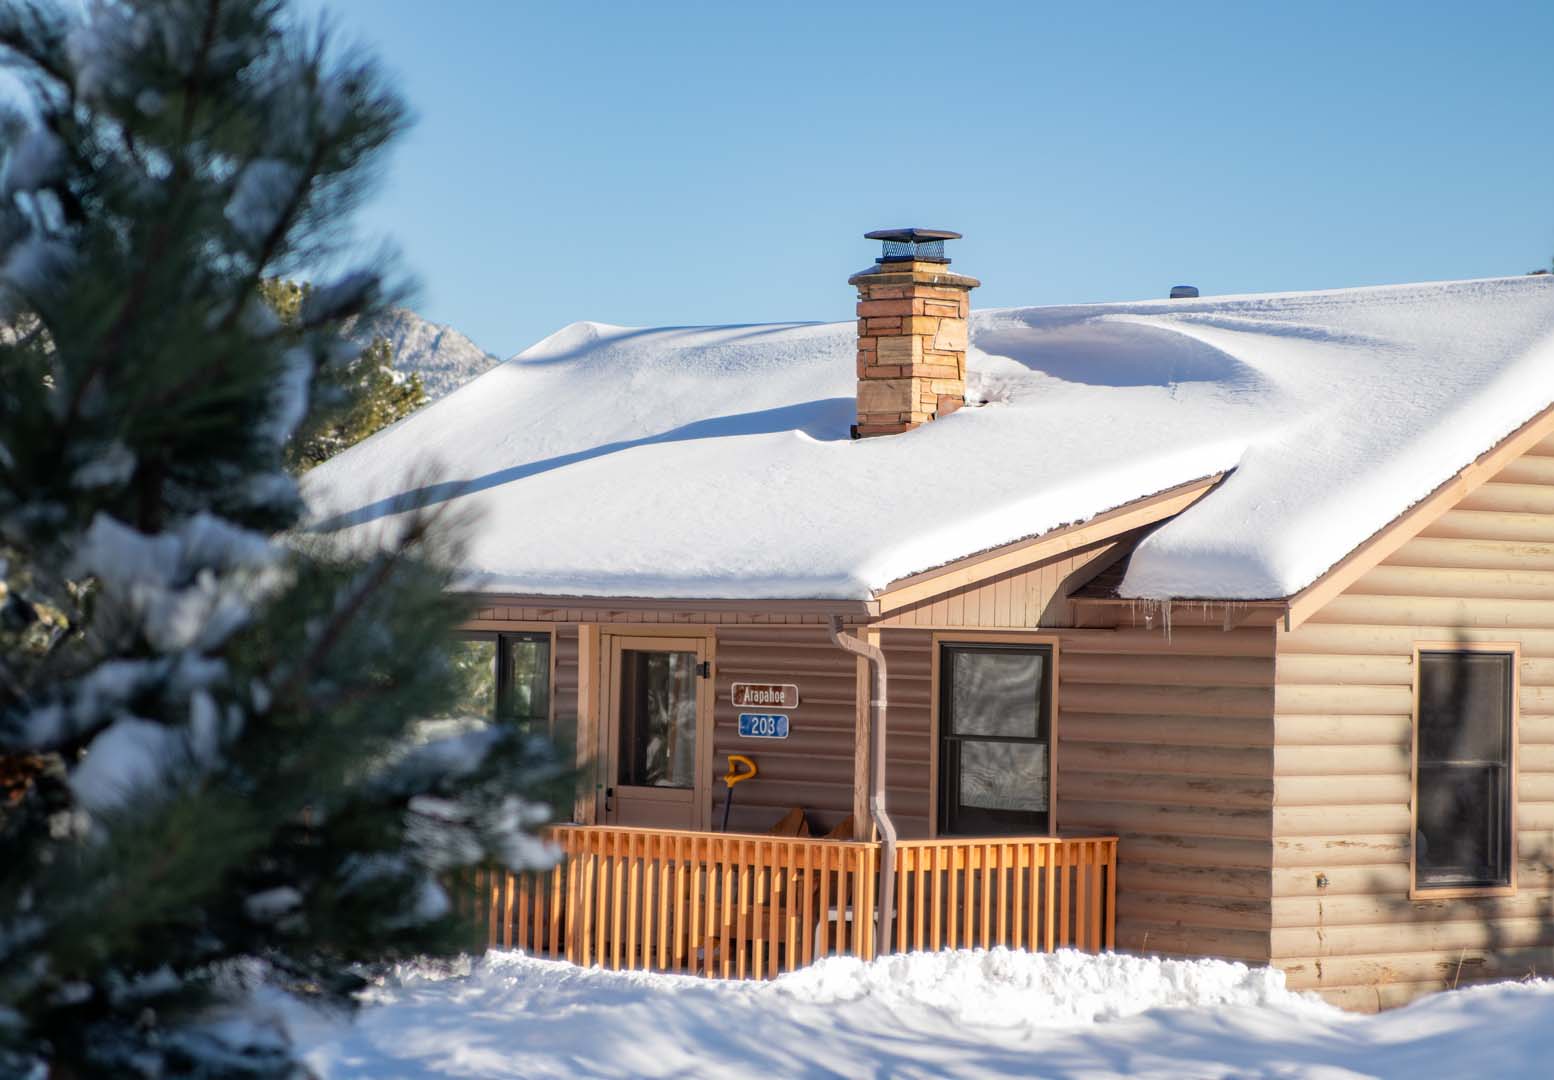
[287,949,1554,1079]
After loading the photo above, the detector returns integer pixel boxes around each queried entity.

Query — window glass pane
[950,649,1043,738]
[1416,651,1513,888]
[959,741,1048,812]
[501,635,550,725]
[1416,764,1509,886]
[1419,652,1511,763]
[618,650,697,788]
[442,639,496,719]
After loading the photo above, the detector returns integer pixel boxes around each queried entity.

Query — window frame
[1409,641,1520,900]
[454,628,557,735]
[931,632,1060,839]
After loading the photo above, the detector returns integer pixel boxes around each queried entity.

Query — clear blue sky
[311,0,1554,358]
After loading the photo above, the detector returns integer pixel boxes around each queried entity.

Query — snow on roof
[301,275,1554,601]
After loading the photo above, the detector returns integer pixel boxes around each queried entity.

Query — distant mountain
[355,307,500,401]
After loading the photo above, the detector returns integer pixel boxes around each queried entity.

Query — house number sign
[737,713,790,739]
[730,682,799,710]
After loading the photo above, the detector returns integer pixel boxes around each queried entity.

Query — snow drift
[290,948,1554,1079]
[302,276,1554,601]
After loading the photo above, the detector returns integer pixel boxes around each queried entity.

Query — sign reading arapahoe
[730,682,799,710]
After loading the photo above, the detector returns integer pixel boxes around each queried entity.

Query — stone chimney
[849,228,980,438]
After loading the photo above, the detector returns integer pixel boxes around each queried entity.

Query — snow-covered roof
[301,276,1554,602]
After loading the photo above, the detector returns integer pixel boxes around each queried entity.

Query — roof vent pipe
[827,616,896,954]
[1169,285,1200,299]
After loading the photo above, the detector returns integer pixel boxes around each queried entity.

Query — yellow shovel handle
[724,754,758,788]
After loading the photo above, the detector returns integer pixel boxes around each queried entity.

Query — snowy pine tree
[0,2,562,1076]
[257,279,427,471]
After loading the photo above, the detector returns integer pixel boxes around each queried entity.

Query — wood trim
[576,624,601,825]
[469,594,878,617]
[459,619,560,633]
[853,629,876,841]
[1408,641,1521,901]
[1287,404,1554,630]
[875,474,1223,615]
[601,624,719,639]
[929,631,1062,840]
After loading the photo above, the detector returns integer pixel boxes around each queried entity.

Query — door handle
[604,786,614,812]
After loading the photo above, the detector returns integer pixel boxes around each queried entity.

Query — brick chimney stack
[849,228,980,438]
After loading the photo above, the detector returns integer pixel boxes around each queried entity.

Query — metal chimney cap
[863,228,962,243]
[1169,284,1200,299]
[866,227,961,265]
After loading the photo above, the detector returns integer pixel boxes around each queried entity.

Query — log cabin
[303,229,1554,1010]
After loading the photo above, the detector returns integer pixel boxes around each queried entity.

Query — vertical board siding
[877,538,1128,629]
[1275,440,1554,1011]
[884,623,1278,963]
[711,626,860,835]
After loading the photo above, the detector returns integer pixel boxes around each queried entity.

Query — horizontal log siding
[1275,437,1554,1011]
[471,602,866,626]
[553,624,579,736]
[711,626,858,835]
[883,623,1278,963]
[1060,625,1276,963]
[877,538,1128,629]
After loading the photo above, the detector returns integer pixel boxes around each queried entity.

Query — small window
[444,631,552,733]
[1414,648,1516,892]
[938,643,1054,836]
[499,632,552,733]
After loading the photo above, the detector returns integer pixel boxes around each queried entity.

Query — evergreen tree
[0,2,560,1076]
[258,278,426,471]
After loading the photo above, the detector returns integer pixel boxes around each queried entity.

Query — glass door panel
[618,649,698,788]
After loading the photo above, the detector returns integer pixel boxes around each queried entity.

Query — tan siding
[876,538,1128,629]
[883,624,1279,963]
[710,625,859,835]
[881,629,935,839]
[1274,449,1554,1010]
[553,626,578,726]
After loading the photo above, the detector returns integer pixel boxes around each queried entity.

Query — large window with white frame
[938,641,1055,836]
[1412,645,1517,895]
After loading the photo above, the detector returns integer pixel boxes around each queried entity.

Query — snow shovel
[720,754,758,831]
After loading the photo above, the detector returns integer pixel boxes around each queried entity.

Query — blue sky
[312,0,1554,358]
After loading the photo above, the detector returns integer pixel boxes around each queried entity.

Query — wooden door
[602,635,711,829]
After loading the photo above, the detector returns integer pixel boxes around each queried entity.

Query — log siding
[1274,433,1554,1011]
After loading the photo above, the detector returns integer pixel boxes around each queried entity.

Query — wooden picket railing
[468,827,1115,979]
[471,824,878,979]
[893,836,1116,954]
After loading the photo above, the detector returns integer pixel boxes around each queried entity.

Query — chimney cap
[864,228,962,243]
[865,227,961,265]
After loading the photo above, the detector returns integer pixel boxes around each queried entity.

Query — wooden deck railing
[473,824,878,979]
[893,836,1116,954]
[469,827,1115,979]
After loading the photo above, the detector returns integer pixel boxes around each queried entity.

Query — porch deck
[468,825,1117,979]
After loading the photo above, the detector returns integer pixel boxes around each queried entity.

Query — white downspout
[828,616,896,954]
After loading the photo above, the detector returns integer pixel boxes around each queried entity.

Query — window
[1413,647,1517,894]
[499,632,552,733]
[444,631,552,733]
[938,642,1054,836]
